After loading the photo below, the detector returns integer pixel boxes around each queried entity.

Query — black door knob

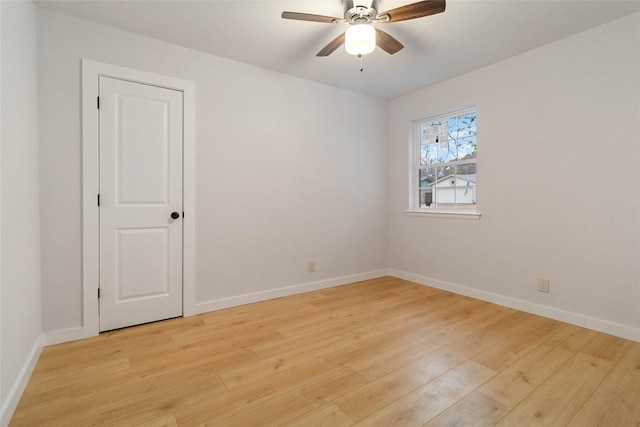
[171,212,180,219]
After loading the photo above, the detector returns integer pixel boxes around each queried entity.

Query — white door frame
[81,59,196,339]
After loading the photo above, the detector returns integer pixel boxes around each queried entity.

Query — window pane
[421,115,476,165]
[456,162,476,177]
[420,123,437,144]
[419,168,433,208]
[420,142,438,165]
[421,166,453,208]
[425,164,477,209]
[431,166,456,208]
[457,113,476,138]
[437,141,457,163]
[457,136,477,161]
[445,117,457,139]
[455,163,477,209]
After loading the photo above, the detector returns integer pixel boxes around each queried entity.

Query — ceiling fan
[282,0,446,57]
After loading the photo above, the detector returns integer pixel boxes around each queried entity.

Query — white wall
[1,0,43,423]
[387,12,640,339]
[36,8,388,333]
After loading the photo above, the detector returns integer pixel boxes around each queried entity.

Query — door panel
[118,95,170,204]
[99,76,183,332]
[117,228,169,299]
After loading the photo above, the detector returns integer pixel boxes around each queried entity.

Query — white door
[99,76,183,332]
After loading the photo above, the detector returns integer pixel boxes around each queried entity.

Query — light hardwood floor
[10,277,640,426]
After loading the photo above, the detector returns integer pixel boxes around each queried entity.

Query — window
[410,107,477,215]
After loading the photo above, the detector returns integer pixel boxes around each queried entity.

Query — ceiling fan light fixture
[345,24,376,56]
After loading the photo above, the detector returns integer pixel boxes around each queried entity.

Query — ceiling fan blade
[317,32,346,56]
[375,28,404,54]
[282,12,340,23]
[379,0,446,22]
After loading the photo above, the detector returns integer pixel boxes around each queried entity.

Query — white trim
[82,59,196,339]
[415,105,477,127]
[408,121,418,210]
[41,326,89,347]
[1,336,43,427]
[182,83,196,316]
[191,270,388,315]
[404,209,481,220]
[81,60,100,338]
[0,0,3,420]
[420,159,477,170]
[410,106,478,213]
[388,269,640,342]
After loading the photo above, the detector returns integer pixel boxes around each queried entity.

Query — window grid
[413,108,477,211]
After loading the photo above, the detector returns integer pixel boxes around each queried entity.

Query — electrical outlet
[308,261,315,273]
[537,278,550,293]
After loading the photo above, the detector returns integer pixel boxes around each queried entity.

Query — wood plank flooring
[10,277,640,426]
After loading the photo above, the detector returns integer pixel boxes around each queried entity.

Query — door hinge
[98,288,101,299]
[97,194,100,206]
[97,96,100,109]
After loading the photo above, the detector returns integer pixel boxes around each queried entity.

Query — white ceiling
[34,0,640,99]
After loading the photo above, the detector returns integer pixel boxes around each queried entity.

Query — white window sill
[404,209,481,220]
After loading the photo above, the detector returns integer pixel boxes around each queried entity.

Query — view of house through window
[414,108,477,211]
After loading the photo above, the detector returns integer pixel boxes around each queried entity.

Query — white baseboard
[191,270,389,315]
[1,335,43,427]
[389,269,639,342]
[42,326,94,347]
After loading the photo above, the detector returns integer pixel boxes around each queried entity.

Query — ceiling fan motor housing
[344,0,381,24]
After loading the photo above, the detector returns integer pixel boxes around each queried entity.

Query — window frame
[406,106,481,219]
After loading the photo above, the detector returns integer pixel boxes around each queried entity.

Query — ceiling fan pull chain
[359,53,364,72]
